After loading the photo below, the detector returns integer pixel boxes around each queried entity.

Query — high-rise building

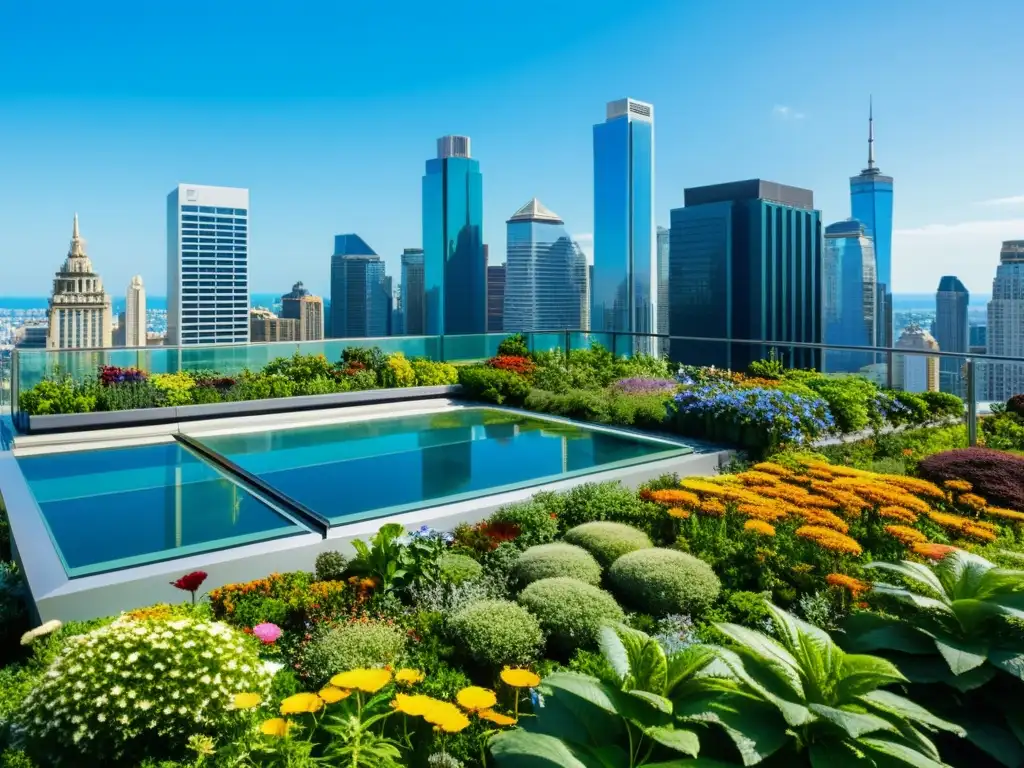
[46,214,113,349]
[487,265,506,332]
[330,234,389,338]
[934,275,969,396]
[281,281,324,341]
[656,226,670,355]
[987,241,1024,401]
[400,248,425,335]
[893,324,939,393]
[850,100,894,351]
[504,199,588,333]
[125,275,147,347]
[823,219,876,373]
[392,283,405,336]
[113,312,127,346]
[969,324,987,349]
[423,135,485,335]
[382,275,395,337]
[669,180,822,371]
[249,308,298,342]
[167,184,249,345]
[14,322,49,349]
[592,98,655,352]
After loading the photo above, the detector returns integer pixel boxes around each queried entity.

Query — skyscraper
[850,100,894,351]
[823,219,876,373]
[249,308,298,342]
[46,214,113,349]
[987,241,1024,401]
[281,281,324,341]
[400,248,425,335]
[330,234,389,338]
[487,265,506,332]
[592,98,655,352]
[504,199,588,333]
[423,135,485,335]
[934,275,969,396]
[656,226,670,355]
[167,184,249,345]
[669,180,822,371]
[893,324,939,393]
[125,275,147,348]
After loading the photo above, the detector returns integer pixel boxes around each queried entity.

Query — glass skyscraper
[330,234,388,338]
[823,219,876,373]
[656,226,670,355]
[167,184,249,345]
[400,248,425,335]
[850,101,894,350]
[986,241,1024,401]
[592,98,655,352]
[504,199,588,333]
[423,135,485,335]
[669,180,822,371]
[934,275,969,396]
[487,264,506,332]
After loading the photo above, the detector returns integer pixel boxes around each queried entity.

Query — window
[182,205,199,212]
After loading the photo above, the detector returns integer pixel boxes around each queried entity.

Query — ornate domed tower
[46,214,113,349]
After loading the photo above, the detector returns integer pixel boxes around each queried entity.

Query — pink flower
[253,622,283,644]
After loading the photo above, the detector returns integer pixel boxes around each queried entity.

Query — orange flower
[794,507,850,534]
[806,468,835,482]
[943,479,973,492]
[912,542,958,560]
[743,519,776,537]
[884,524,928,545]
[680,478,730,496]
[736,470,782,487]
[986,506,1024,523]
[698,498,726,517]
[958,493,988,511]
[667,507,691,519]
[826,573,870,597]
[795,525,863,556]
[647,489,701,508]
[877,505,918,524]
[736,503,787,522]
[879,475,944,499]
[751,462,794,477]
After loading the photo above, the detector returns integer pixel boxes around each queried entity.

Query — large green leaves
[490,730,630,768]
[600,624,668,694]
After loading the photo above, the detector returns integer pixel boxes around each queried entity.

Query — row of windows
[182,266,247,273]
[181,214,247,223]
[180,206,247,215]
[182,237,247,245]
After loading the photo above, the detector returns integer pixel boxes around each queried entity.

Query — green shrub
[438,553,483,585]
[612,353,672,381]
[607,391,672,429]
[563,521,653,568]
[747,349,785,379]
[95,381,161,411]
[555,481,663,537]
[411,359,459,386]
[514,543,602,587]
[294,376,339,396]
[525,388,611,422]
[345,369,379,391]
[457,365,530,405]
[19,617,268,765]
[609,548,721,617]
[448,599,543,668]
[18,377,96,415]
[799,375,876,434]
[487,500,559,548]
[919,390,964,421]
[342,346,388,375]
[189,385,222,405]
[263,352,334,383]
[496,333,529,357]
[150,372,196,406]
[294,618,407,686]
[381,352,416,388]
[517,577,624,653]
[893,391,929,424]
[314,550,348,582]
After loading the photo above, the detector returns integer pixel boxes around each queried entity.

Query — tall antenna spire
[72,212,79,240]
[867,96,876,171]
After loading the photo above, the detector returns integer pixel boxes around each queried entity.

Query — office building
[423,135,486,335]
[504,199,588,333]
[113,312,127,347]
[167,184,249,345]
[893,324,939,392]
[823,219,876,373]
[281,281,324,341]
[125,275,147,347]
[934,275,969,396]
[656,226,670,355]
[850,100,894,350]
[592,98,656,352]
[487,265,506,332]
[392,283,405,336]
[400,248,425,335]
[249,308,298,342]
[987,241,1024,401]
[46,214,113,349]
[382,275,395,337]
[15,322,49,349]
[970,323,987,349]
[669,179,822,371]
[330,234,388,338]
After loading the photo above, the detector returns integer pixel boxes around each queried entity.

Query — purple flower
[253,622,283,644]
[612,377,678,395]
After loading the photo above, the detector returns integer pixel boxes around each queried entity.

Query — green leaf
[598,624,631,685]
[870,584,952,614]
[887,652,996,690]
[858,735,949,768]
[808,703,896,738]
[950,712,1024,768]
[665,645,719,699]
[627,690,673,716]
[710,646,812,729]
[990,650,1024,682]
[489,730,630,768]
[866,560,947,598]
[839,613,934,655]
[858,690,965,735]
[836,654,907,699]
[527,674,624,746]
[541,673,623,716]
[712,623,803,697]
[936,550,995,598]
[633,636,669,695]
[644,726,700,757]
[676,689,789,766]
[933,635,989,675]
[808,739,866,767]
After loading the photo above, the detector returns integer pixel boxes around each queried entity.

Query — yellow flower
[986,506,1024,523]
[232,692,262,710]
[318,686,351,704]
[260,718,291,737]
[456,686,497,711]
[795,525,863,556]
[435,711,471,733]
[647,489,700,507]
[500,668,541,688]
[395,668,425,685]
[279,692,324,715]
[421,700,471,732]
[331,668,393,693]
[743,519,776,537]
[478,708,517,726]
[667,507,691,519]
[391,693,442,717]
[943,479,973,492]
[959,493,988,510]
[877,505,918,524]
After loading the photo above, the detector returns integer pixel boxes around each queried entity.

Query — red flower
[171,570,208,604]
[486,355,536,376]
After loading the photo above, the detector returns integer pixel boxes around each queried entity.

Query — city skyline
[2,1,1023,298]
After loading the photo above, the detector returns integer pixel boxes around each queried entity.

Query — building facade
[987,241,1024,401]
[503,199,588,333]
[400,248,425,335]
[592,98,656,352]
[823,219,876,373]
[125,274,147,347]
[934,275,969,396]
[167,184,249,345]
[487,265,506,332]
[423,135,486,335]
[669,180,822,371]
[46,214,113,349]
[850,101,894,351]
[281,281,324,341]
[893,324,939,393]
[330,234,388,338]
[249,308,298,342]
[656,226,670,355]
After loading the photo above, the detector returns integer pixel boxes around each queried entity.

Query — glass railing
[0,352,10,408]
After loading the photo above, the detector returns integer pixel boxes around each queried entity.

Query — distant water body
[0,294,282,313]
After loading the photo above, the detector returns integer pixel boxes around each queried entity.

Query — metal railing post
[611,331,618,358]
[564,329,570,357]
[965,358,977,446]
[438,334,445,363]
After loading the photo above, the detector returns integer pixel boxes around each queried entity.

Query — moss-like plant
[563,521,653,568]
[609,548,721,617]
[448,599,543,668]
[517,577,624,653]
[513,543,602,587]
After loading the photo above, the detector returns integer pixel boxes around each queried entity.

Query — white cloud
[573,233,594,264]
[772,104,805,120]
[977,195,1024,206]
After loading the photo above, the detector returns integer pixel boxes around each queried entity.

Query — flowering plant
[99,365,148,386]
[612,377,678,395]
[486,355,536,376]
[171,570,208,604]
[253,622,283,644]
[19,616,269,764]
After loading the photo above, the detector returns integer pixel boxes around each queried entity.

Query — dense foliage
[918,447,1024,510]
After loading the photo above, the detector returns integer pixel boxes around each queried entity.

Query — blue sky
[1,0,1022,298]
